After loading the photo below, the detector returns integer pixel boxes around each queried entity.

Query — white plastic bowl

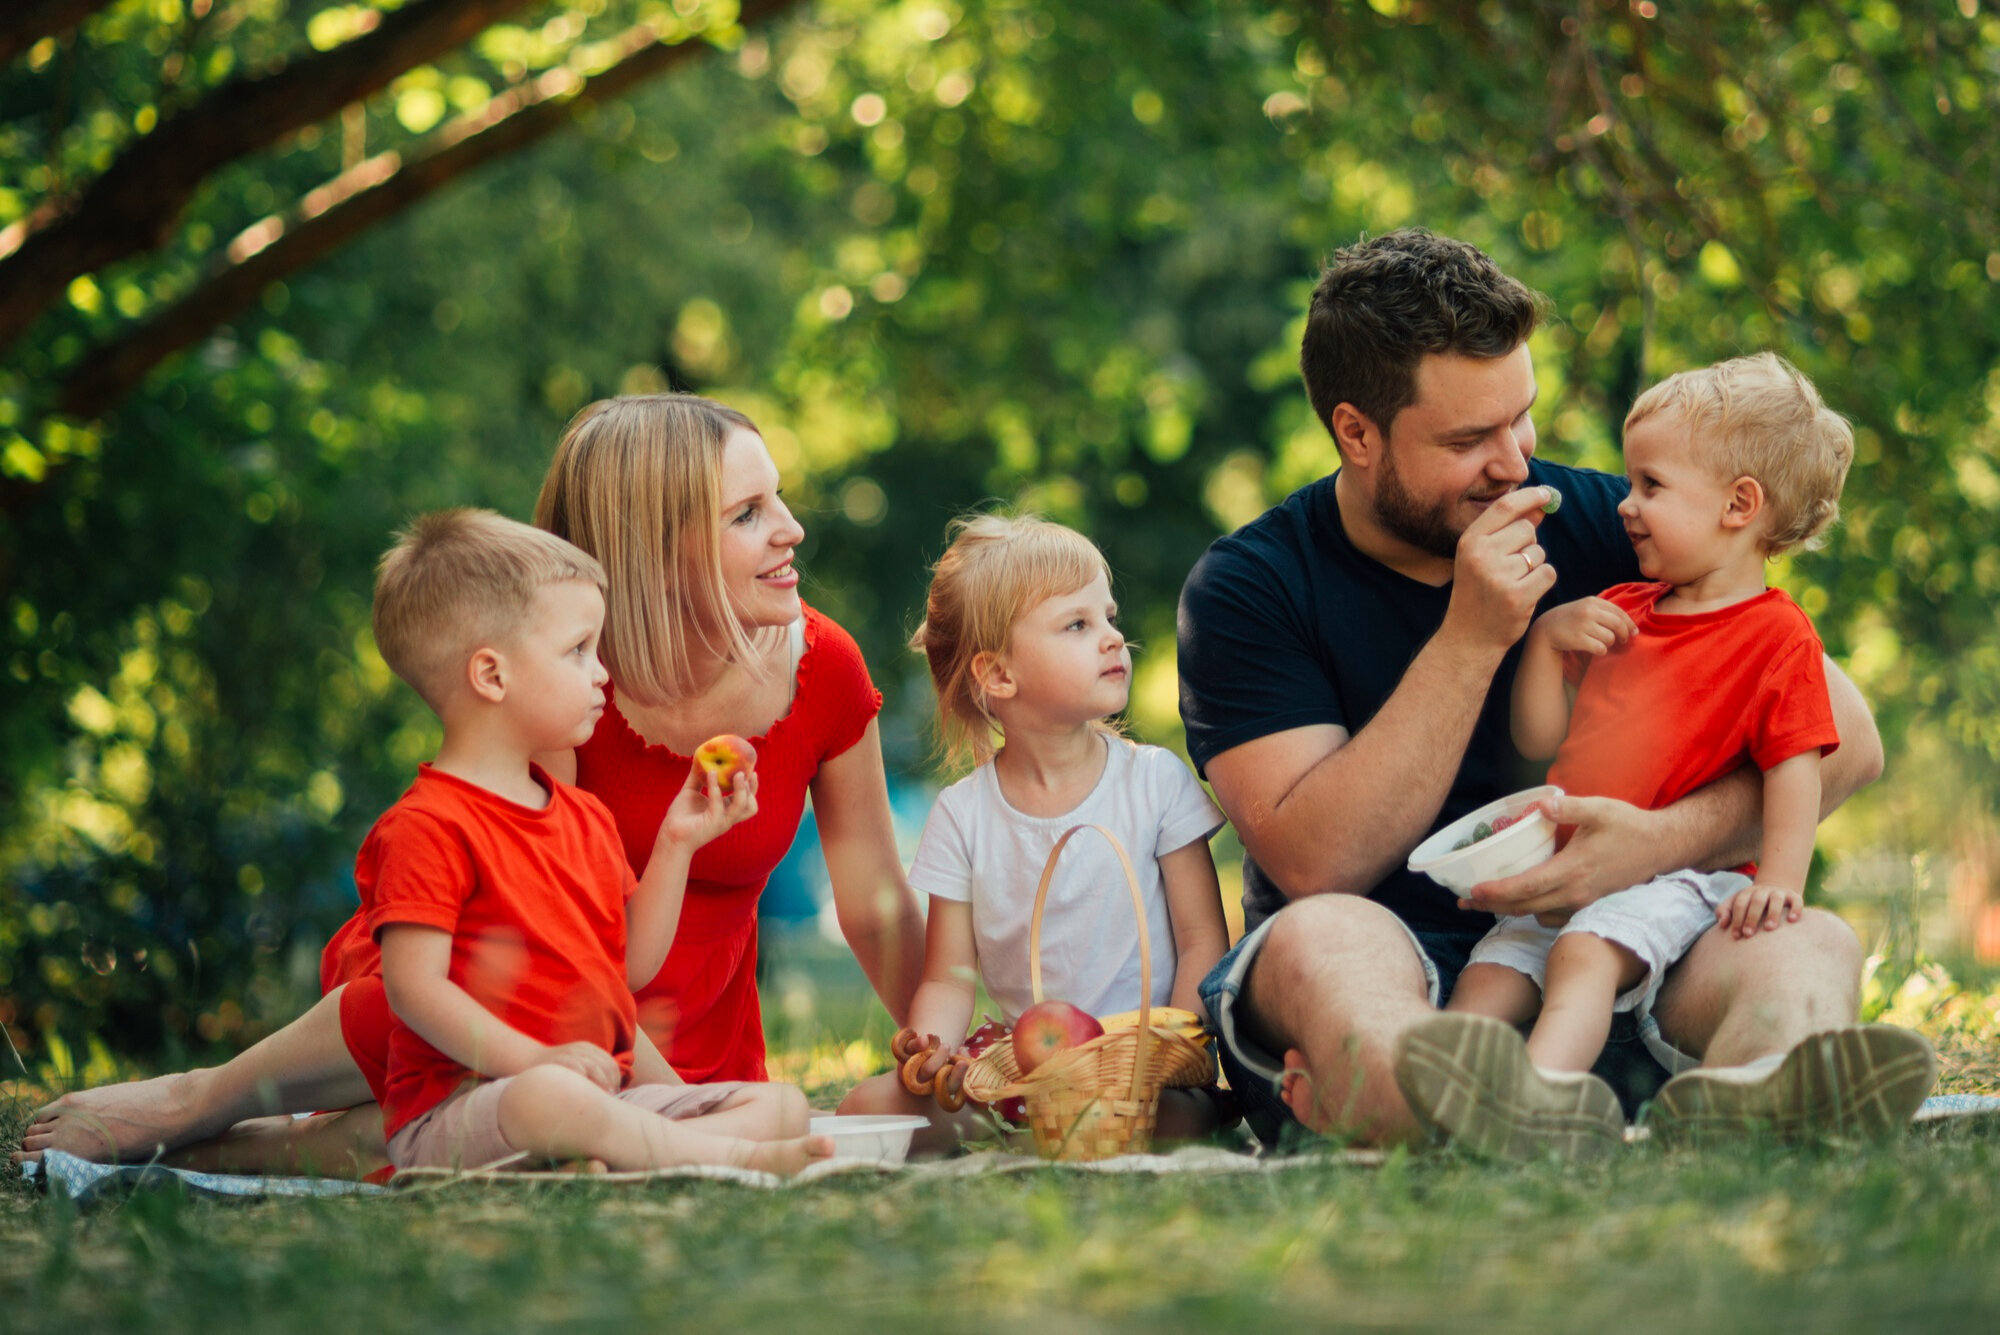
[808,1114,930,1164]
[1406,785,1564,894]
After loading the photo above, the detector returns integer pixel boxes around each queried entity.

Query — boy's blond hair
[373,508,606,712]
[1624,352,1853,554]
[912,513,1117,769]
[534,394,766,707]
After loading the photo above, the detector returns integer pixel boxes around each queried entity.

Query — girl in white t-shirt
[838,515,1231,1151]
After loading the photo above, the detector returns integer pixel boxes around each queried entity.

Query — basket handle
[1027,822,1153,1108]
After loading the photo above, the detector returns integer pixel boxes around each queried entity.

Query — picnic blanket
[21,1094,1999,1204]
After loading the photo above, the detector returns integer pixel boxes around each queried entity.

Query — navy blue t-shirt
[1176,459,1641,937]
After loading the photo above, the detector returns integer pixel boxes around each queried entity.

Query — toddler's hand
[1717,882,1803,938]
[1530,596,1637,657]
[536,1041,622,1092]
[657,760,759,855]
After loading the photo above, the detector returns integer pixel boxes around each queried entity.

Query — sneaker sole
[1395,1013,1625,1162]
[1649,1025,1938,1143]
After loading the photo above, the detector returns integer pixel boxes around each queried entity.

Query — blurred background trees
[2,0,1996,1066]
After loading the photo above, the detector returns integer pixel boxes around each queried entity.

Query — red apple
[692,733,757,791]
[1012,999,1103,1073]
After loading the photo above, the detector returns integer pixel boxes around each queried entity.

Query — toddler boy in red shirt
[1398,353,1934,1157]
[365,509,830,1175]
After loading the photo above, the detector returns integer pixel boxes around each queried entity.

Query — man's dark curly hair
[1300,229,1547,440]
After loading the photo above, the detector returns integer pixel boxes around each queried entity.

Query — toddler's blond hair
[912,514,1117,769]
[373,508,605,712]
[1624,352,1853,554]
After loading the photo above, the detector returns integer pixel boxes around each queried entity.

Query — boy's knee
[500,1064,601,1125]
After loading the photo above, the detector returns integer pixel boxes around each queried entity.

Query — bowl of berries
[1406,785,1564,894]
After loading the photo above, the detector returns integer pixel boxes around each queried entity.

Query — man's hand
[1718,882,1804,938]
[1460,793,1665,922]
[535,1041,622,1092]
[1529,596,1636,657]
[1441,486,1561,653]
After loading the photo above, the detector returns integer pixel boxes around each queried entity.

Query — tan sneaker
[1648,1025,1938,1143]
[1394,1013,1626,1162]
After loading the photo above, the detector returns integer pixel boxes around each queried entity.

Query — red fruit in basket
[1012,1000,1103,1073]
[692,734,757,790]
[964,1017,1009,1058]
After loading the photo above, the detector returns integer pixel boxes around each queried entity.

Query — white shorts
[1468,868,1749,1023]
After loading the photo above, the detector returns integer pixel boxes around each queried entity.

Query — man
[1176,229,1933,1153]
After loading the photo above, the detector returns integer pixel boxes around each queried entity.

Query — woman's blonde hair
[912,513,1117,769]
[534,394,768,705]
[1625,352,1854,555]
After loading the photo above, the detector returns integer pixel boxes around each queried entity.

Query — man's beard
[1375,445,1469,560]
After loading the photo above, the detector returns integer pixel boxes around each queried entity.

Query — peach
[692,733,757,791]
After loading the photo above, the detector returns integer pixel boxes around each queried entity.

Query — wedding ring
[1521,549,1536,574]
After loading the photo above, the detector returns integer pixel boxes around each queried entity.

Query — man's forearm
[1259,630,1506,898]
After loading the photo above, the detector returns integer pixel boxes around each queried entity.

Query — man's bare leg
[13,986,373,1165]
[1243,896,1434,1146]
[1648,910,1935,1139]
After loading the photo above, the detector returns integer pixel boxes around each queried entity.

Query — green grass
[5,934,2000,1333]
[3,1135,1998,1333]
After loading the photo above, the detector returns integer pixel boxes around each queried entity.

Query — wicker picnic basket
[959,823,1214,1161]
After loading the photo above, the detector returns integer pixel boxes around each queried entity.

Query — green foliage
[2,0,1998,1060]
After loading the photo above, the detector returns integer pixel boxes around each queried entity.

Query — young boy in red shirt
[1398,353,1934,1157]
[365,509,830,1175]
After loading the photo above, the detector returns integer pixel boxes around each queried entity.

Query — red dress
[574,604,882,1081]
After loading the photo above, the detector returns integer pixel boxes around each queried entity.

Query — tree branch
[0,0,540,358]
[51,0,804,422]
[0,0,117,67]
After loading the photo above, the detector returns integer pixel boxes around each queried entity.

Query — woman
[15,395,923,1174]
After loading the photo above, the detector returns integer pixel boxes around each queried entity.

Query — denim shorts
[1200,907,1678,1148]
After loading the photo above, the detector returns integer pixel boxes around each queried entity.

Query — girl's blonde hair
[534,394,768,706]
[1624,352,1854,555]
[912,513,1116,769]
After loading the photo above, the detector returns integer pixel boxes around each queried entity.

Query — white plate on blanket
[809,1114,930,1164]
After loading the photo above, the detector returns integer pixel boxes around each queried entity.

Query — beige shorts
[388,1077,748,1171]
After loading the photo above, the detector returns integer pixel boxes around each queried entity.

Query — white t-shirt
[909,735,1225,1024]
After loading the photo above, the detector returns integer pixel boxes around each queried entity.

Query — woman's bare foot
[740,1134,836,1176]
[11,1071,217,1165]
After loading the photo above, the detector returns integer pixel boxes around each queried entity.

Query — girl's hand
[897,1033,955,1093]
[656,761,758,855]
[1530,596,1637,657]
[1717,882,1804,938]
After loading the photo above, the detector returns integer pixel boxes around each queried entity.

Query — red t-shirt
[357,764,640,1139]
[576,604,882,1082]
[1549,584,1840,867]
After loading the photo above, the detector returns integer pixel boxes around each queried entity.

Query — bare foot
[10,1071,214,1165]
[740,1134,836,1177]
